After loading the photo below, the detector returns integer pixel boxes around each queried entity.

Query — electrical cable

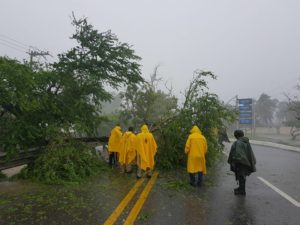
[0,41,26,53]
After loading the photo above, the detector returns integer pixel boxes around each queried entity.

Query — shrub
[19,142,104,184]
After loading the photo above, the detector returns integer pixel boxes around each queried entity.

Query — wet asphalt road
[1,144,299,225]
[206,144,300,225]
[137,144,300,225]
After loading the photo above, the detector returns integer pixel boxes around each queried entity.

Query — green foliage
[119,75,177,128]
[19,142,104,184]
[0,15,143,157]
[118,70,236,170]
[155,113,189,170]
[156,71,236,170]
[0,57,47,156]
[160,180,190,191]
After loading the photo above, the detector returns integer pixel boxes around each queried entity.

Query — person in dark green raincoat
[228,130,256,195]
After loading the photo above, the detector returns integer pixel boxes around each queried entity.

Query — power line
[0,34,50,55]
[0,34,53,64]
[0,37,28,51]
[0,34,29,48]
[0,41,26,53]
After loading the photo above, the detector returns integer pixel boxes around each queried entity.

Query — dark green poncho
[228,137,256,175]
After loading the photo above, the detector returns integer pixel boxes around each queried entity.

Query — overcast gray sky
[1,0,300,103]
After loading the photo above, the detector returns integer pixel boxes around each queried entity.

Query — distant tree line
[254,92,300,139]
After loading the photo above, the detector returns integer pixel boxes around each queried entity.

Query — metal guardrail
[0,136,109,171]
[0,147,43,171]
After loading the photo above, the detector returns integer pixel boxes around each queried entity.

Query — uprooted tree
[155,71,237,169]
[119,69,237,170]
[0,15,143,183]
[1,15,237,182]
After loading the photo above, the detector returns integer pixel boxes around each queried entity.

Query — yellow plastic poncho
[118,131,137,165]
[137,125,157,170]
[108,126,122,153]
[135,136,148,171]
[185,126,208,174]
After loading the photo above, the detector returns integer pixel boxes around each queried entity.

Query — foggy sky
[1,0,300,103]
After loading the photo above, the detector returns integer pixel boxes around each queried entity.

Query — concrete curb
[229,138,300,153]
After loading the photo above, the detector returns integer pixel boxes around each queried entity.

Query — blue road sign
[239,119,252,124]
[239,105,252,111]
[238,98,252,105]
[239,112,252,118]
[238,98,253,125]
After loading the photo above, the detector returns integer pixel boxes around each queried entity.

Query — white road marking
[257,176,300,208]
[223,148,300,207]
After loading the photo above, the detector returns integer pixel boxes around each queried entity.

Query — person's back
[188,132,207,159]
[185,125,207,187]
[137,124,157,177]
[228,130,256,195]
[118,127,137,173]
[108,125,122,166]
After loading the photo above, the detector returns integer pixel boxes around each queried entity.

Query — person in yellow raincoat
[108,125,122,167]
[118,127,137,173]
[135,135,148,179]
[185,125,207,187]
[137,124,157,177]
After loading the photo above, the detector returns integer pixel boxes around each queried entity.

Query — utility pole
[235,95,239,130]
[27,49,51,67]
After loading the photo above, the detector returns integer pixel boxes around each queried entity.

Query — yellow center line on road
[123,171,159,225]
[103,177,145,225]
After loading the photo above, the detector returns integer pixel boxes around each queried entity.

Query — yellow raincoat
[137,125,157,170]
[118,131,137,166]
[185,126,208,174]
[108,126,122,153]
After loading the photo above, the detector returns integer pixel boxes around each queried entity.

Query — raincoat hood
[108,125,123,153]
[190,126,202,134]
[141,125,149,133]
[239,137,250,143]
[124,131,133,137]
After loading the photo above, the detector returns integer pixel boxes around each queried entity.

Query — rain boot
[239,177,246,195]
[109,153,113,167]
[146,168,152,178]
[189,173,196,187]
[234,176,246,195]
[197,172,203,187]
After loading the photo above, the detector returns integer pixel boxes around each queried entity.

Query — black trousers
[234,164,249,191]
[189,172,203,186]
[235,173,246,191]
[109,152,117,166]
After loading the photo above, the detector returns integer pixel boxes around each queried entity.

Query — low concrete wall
[228,138,300,153]
[254,127,291,135]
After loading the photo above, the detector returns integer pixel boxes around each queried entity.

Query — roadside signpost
[237,98,255,135]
